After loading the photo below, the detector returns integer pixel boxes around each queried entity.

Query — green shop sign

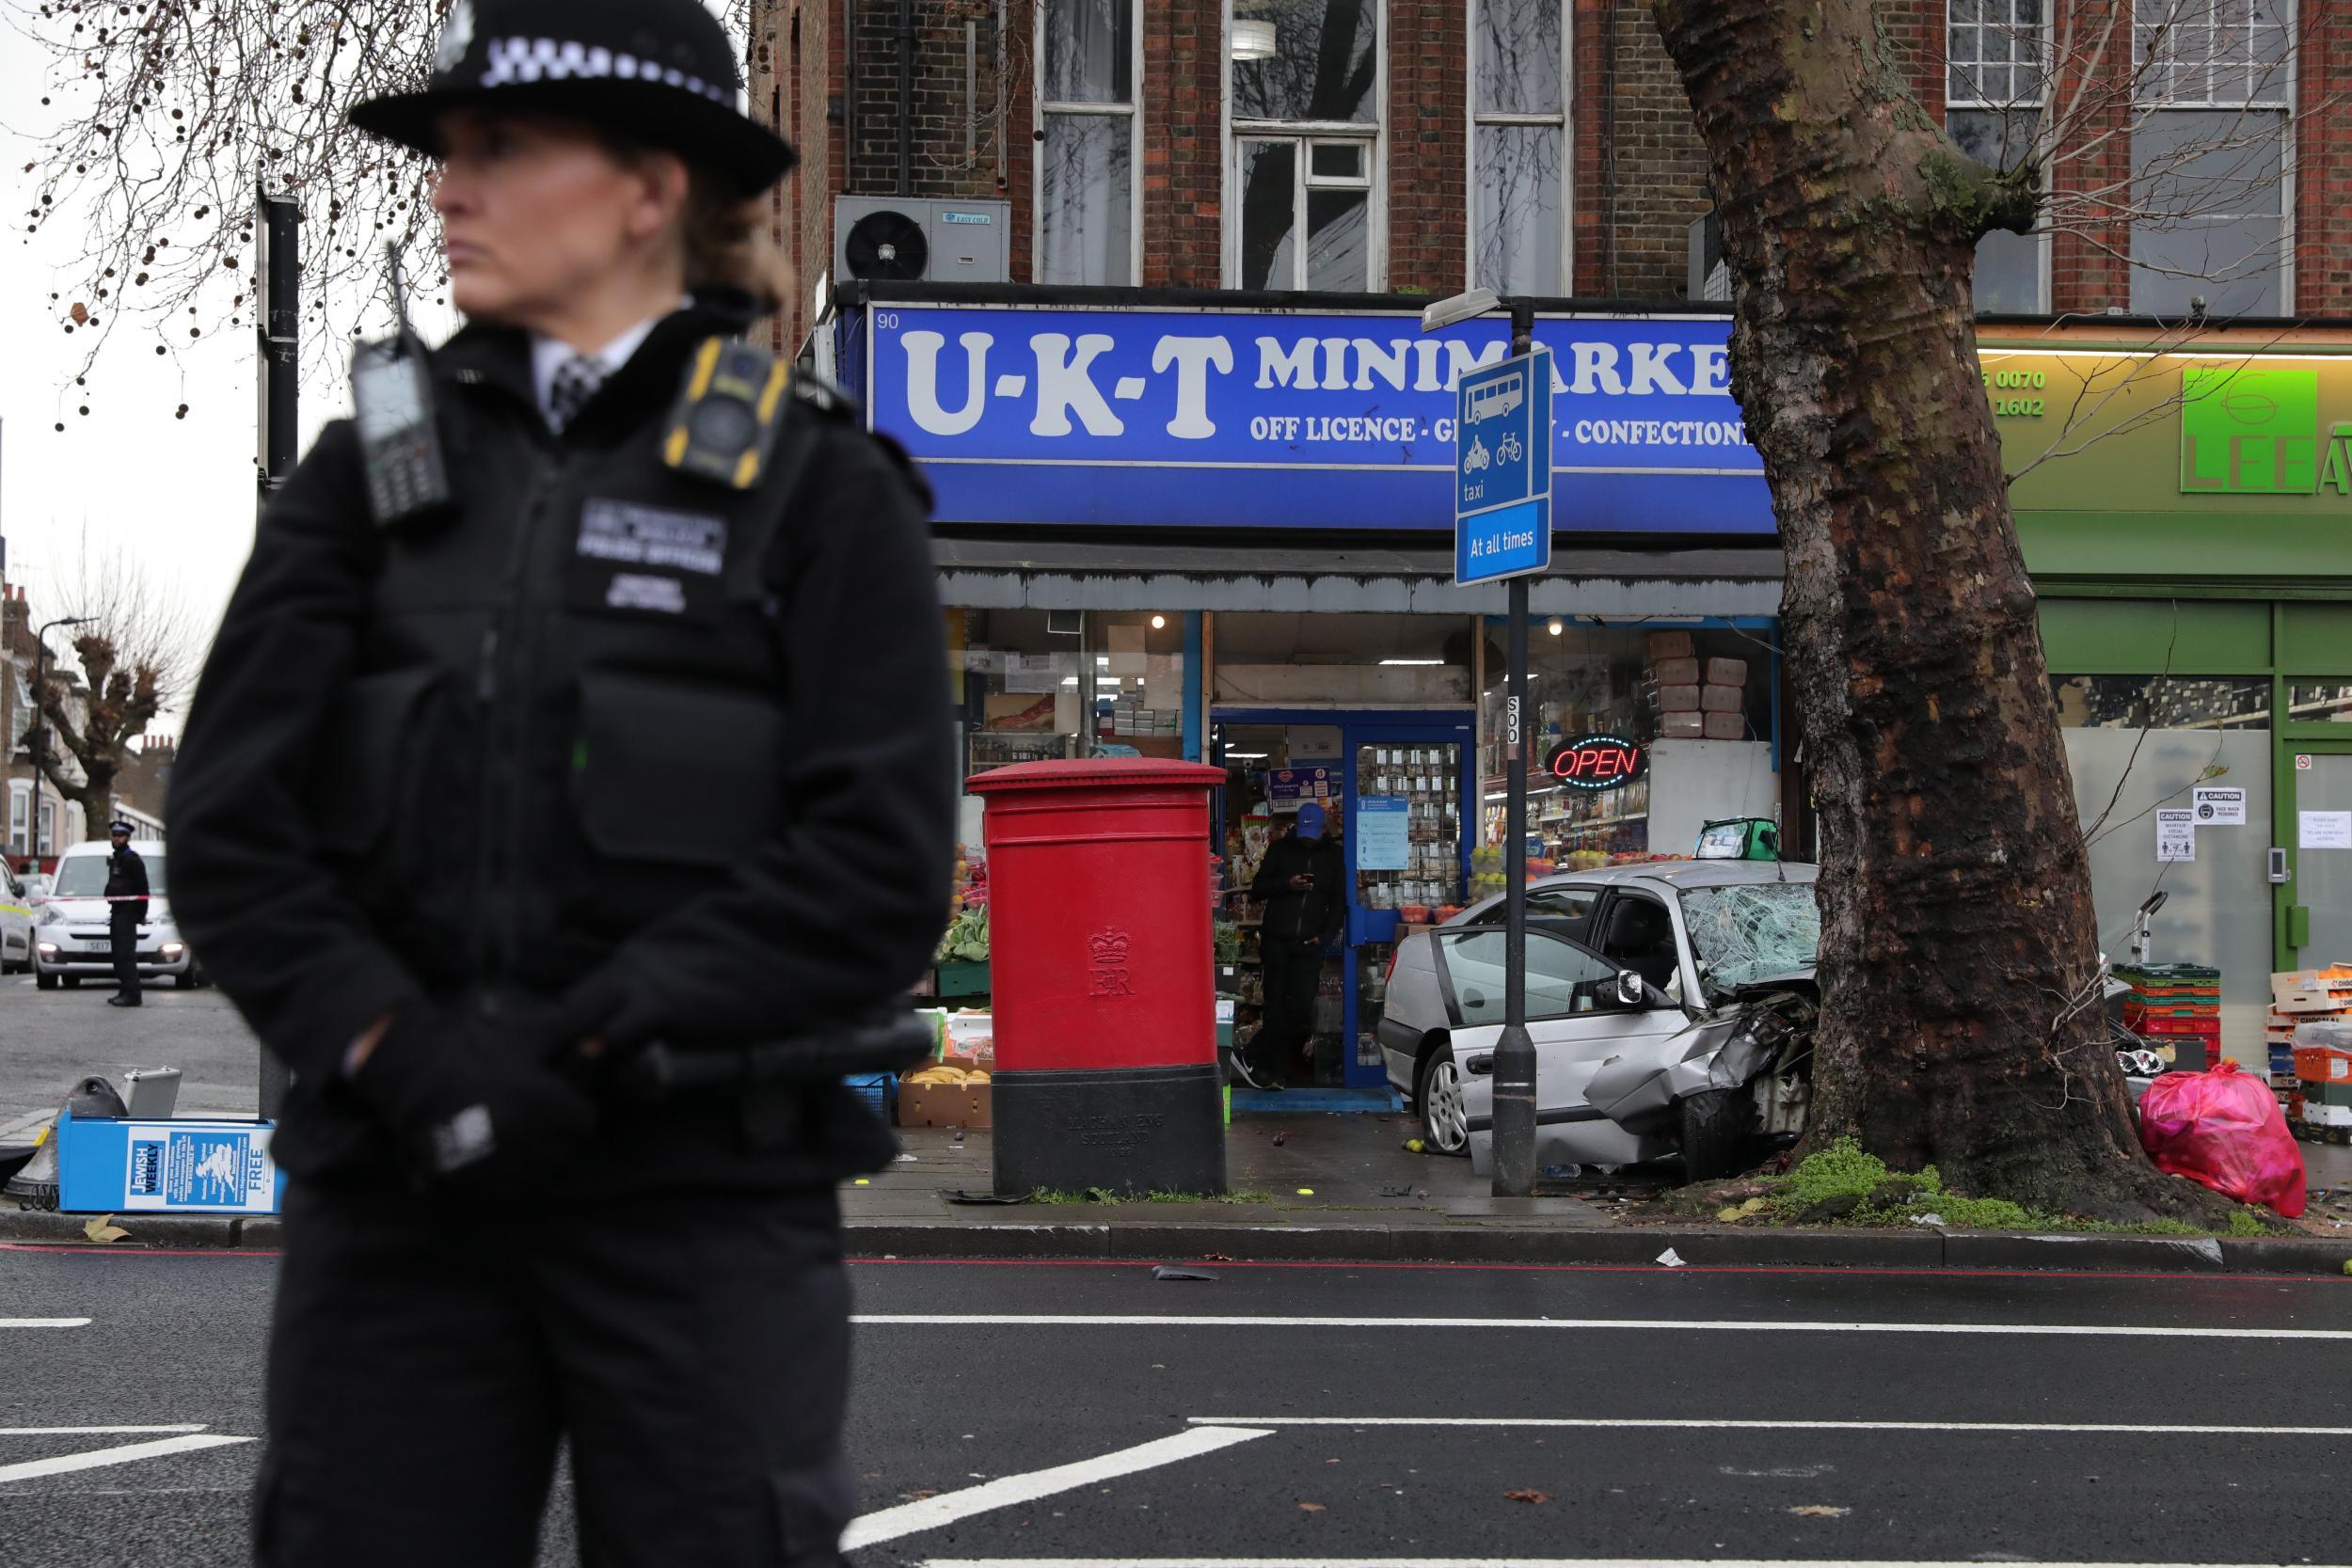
[1979,341,2352,578]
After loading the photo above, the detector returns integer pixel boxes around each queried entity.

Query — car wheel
[37,970,59,991]
[61,974,81,990]
[173,973,198,990]
[1677,1086,1757,1182]
[1414,1044,1471,1157]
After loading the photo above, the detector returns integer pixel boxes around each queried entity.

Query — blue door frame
[1212,707,1478,1092]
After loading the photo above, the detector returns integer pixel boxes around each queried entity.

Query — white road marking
[0,1433,254,1485]
[0,1319,90,1329]
[853,1314,2352,1342]
[0,1425,208,1436]
[1185,1416,2352,1437]
[841,1427,1274,1551]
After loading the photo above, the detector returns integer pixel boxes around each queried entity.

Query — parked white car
[31,838,199,990]
[1378,862,1820,1180]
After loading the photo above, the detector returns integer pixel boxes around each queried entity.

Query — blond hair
[683,175,792,313]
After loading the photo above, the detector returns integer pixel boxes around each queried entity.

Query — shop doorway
[1214,708,1474,1095]
[2285,741,2352,967]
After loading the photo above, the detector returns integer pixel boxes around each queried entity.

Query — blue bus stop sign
[1454,348,1553,585]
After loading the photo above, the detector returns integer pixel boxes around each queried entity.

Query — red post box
[966,758,1229,1197]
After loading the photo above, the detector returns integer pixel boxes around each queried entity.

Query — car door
[0,863,27,965]
[1590,888,1691,1002]
[1437,927,1692,1146]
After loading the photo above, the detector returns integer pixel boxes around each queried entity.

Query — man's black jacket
[167,296,955,1182]
[1250,830,1345,954]
[104,846,149,923]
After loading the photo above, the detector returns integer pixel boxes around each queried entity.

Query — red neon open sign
[1546,735,1646,792]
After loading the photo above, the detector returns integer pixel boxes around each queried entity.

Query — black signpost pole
[254,182,298,1123]
[1490,299,1539,1198]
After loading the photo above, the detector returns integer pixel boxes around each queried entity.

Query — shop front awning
[932,535,1785,619]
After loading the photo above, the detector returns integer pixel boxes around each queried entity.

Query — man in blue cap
[1243,800,1344,1089]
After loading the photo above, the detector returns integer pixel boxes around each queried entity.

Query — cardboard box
[1659,710,1705,738]
[1657,684,1701,712]
[1702,710,1747,740]
[1700,684,1743,714]
[898,1082,993,1129]
[1645,630,1694,661]
[1705,657,1749,687]
[1650,657,1701,687]
[2271,969,2352,1013]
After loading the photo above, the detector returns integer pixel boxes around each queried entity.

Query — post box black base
[992,1063,1227,1199]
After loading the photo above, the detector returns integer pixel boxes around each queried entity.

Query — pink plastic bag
[2137,1059,2306,1218]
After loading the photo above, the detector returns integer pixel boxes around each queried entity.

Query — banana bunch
[903,1064,993,1086]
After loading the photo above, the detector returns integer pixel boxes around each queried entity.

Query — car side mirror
[1613,970,1649,1009]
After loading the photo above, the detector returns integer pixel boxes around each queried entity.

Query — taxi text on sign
[1454,348,1554,586]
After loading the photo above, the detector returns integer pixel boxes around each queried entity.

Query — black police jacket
[105,847,150,923]
[167,296,955,1184]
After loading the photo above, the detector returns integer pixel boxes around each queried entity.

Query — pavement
[9,978,2352,1272]
[4,1245,2350,1566]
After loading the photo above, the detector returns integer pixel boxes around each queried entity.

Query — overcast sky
[0,7,764,735]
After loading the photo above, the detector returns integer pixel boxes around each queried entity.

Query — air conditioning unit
[1687,211,1729,302]
[834,197,1010,287]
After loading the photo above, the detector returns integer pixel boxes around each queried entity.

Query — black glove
[350,1003,599,1191]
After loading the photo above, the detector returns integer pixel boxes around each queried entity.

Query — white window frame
[2128,0,2296,315]
[1945,0,2051,314]
[1465,0,1572,296]
[7,781,26,857]
[1222,0,1390,292]
[1033,0,1146,287]
[37,798,54,859]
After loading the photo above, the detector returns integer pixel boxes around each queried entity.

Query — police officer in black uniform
[103,820,149,1007]
[166,2,952,1562]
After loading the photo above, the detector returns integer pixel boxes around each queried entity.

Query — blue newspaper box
[55,1110,286,1214]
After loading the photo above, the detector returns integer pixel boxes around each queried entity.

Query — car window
[51,854,167,897]
[1466,886,1598,937]
[1434,928,1618,1026]
[1679,879,1819,991]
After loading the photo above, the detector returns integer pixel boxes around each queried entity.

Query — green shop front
[1993,328,2352,1068]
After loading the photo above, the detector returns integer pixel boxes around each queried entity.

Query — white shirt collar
[528,303,686,424]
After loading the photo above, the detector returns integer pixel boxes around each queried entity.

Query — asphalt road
[4,1244,2348,1567]
[1,979,260,1140]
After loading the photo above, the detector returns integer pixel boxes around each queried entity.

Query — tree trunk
[1648,0,2218,1221]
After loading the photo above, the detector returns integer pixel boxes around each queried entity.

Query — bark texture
[1648,0,2218,1221]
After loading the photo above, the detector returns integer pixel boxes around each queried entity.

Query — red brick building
[766,1,2350,354]
[754,3,2352,1092]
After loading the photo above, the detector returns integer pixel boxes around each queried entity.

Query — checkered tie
[546,353,607,433]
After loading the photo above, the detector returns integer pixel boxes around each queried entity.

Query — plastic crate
[845,1072,897,1122]
[935,960,992,998]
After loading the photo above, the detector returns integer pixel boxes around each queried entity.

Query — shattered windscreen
[1680,881,1820,991]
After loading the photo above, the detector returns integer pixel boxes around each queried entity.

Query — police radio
[662,337,789,490]
[351,246,453,529]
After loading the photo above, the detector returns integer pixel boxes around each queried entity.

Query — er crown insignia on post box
[1088,928,1136,998]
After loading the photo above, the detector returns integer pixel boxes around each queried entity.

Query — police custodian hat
[348,0,797,195]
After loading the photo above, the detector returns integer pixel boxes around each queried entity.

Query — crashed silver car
[1379,862,1820,1180]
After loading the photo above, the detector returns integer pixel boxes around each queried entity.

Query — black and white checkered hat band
[475,37,739,109]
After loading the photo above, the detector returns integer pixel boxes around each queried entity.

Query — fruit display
[901,1064,992,1086]
[935,905,989,964]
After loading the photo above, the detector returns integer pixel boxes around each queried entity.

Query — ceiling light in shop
[1548,618,1565,636]
[1231,18,1277,59]
[1150,614,1167,629]
[1226,752,1268,760]
[1379,658,1444,666]
[1061,676,1079,687]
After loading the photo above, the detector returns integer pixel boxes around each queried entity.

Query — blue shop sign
[850,302,1771,534]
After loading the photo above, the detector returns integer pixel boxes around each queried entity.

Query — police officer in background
[103,821,149,1007]
[166,1,951,1561]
